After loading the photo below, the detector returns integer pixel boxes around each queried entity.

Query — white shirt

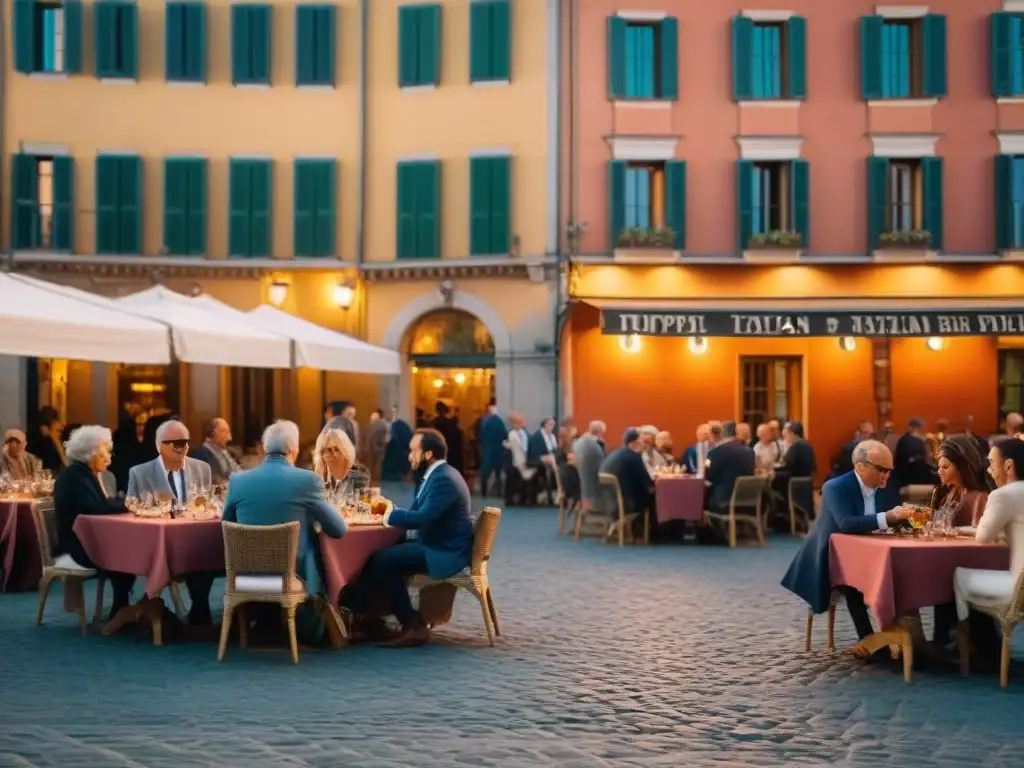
[157,456,187,503]
[854,471,890,530]
[384,460,447,527]
[542,430,558,453]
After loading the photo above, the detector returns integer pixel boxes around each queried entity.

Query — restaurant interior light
[432,377,444,389]
[688,336,708,354]
[333,281,355,310]
[926,337,945,352]
[411,365,419,374]
[268,281,288,307]
[454,372,466,385]
[839,336,857,352]
[619,334,641,353]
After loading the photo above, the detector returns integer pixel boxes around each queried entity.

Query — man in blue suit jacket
[478,400,507,496]
[351,428,474,647]
[781,440,910,640]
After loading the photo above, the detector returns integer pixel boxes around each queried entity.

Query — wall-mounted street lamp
[268,280,289,307]
[688,336,708,355]
[333,281,355,310]
[839,336,857,352]
[619,334,641,354]
[926,337,945,352]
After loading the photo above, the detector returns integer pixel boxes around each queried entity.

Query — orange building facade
[558,0,1024,479]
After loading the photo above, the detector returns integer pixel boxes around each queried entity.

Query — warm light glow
[454,372,466,385]
[411,366,419,374]
[839,337,857,352]
[130,382,167,394]
[926,337,945,352]
[432,378,444,389]
[688,336,708,354]
[333,282,355,309]
[267,281,288,307]
[619,334,641,353]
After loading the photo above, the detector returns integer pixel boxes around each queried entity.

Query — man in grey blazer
[572,421,607,512]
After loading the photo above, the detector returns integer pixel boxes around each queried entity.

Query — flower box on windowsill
[1002,249,1024,262]
[873,230,935,261]
[742,247,803,262]
[614,227,680,262]
[613,247,681,263]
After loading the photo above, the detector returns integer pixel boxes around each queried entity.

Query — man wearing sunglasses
[782,439,912,644]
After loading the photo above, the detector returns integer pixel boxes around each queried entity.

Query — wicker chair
[217,521,308,663]
[788,477,815,536]
[957,568,1024,687]
[805,593,840,652]
[596,472,648,546]
[31,503,106,634]
[554,465,580,535]
[704,475,769,547]
[408,507,502,646]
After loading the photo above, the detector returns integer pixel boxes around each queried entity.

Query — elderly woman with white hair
[52,425,137,620]
[313,424,368,500]
[638,425,669,477]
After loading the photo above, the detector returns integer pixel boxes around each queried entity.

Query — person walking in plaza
[382,405,413,482]
[365,408,390,483]
[477,399,507,497]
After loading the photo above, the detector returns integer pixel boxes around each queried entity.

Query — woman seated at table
[313,424,363,498]
[52,425,136,620]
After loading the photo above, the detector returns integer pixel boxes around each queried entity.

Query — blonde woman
[313,425,368,498]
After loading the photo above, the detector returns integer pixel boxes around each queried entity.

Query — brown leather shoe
[377,625,430,648]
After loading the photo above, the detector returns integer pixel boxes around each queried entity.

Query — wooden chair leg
[285,607,300,664]
[573,507,584,540]
[217,605,234,661]
[728,511,737,548]
[486,588,501,636]
[756,509,766,547]
[35,575,55,626]
[957,619,971,677]
[1000,626,1012,688]
[618,511,625,547]
[476,591,495,646]
[827,602,837,651]
[805,611,813,652]
[63,578,87,634]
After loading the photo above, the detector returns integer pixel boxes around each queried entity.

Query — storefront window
[117,365,178,422]
[741,357,802,426]
[998,349,1024,418]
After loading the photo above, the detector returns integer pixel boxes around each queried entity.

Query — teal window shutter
[95,156,119,253]
[860,15,883,100]
[294,160,315,256]
[489,0,511,81]
[296,5,336,86]
[164,158,205,255]
[489,155,510,253]
[118,155,142,253]
[992,12,1014,98]
[996,154,1014,250]
[659,17,679,100]
[228,159,251,256]
[166,3,185,80]
[231,4,250,83]
[790,159,809,245]
[736,159,753,250]
[121,2,139,79]
[313,160,336,256]
[294,159,336,257]
[921,156,943,250]
[417,161,441,258]
[233,4,272,85]
[418,4,441,86]
[396,162,418,258]
[249,160,272,257]
[52,156,74,251]
[663,160,686,250]
[469,157,492,255]
[13,0,36,74]
[922,14,947,98]
[608,160,626,249]
[94,2,138,78]
[866,157,889,250]
[188,3,208,82]
[607,16,627,99]
[186,158,207,255]
[167,3,206,82]
[251,5,272,84]
[470,1,510,83]
[11,154,39,249]
[732,16,754,100]
[398,5,418,86]
[786,16,807,100]
[93,2,115,77]
[63,0,83,74]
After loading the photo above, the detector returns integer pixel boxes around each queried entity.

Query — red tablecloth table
[320,525,403,606]
[0,499,43,592]
[654,476,705,524]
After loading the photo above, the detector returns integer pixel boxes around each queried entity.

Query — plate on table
[954,525,978,538]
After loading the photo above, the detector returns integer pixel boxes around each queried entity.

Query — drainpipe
[551,0,564,422]
[0,0,9,274]
[355,0,369,339]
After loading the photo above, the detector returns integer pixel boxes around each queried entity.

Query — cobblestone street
[1,488,1023,767]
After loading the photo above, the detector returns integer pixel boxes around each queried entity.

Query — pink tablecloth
[829,533,1009,630]
[655,476,705,523]
[0,499,43,592]
[321,526,403,606]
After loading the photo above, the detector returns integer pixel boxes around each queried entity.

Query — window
[295,4,336,86]
[996,155,1024,249]
[607,16,678,100]
[999,350,1024,420]
[231,3,272,85]
[13,0,82,75]
[736,159,809,249]
[992,12,1024,97]
[94,1,138,79]
[741,357,802,427]
[860,14,946,100]
[469,0,510,83]
[398,4,441,87]
[229,158,272,257]
[293,159,336,257]
[163,157,206,256]
[469,155,511,255]
[608,159,687,250]
[11,153,74,250]
[165,2,207,82]
[866,157,942,249]
[732,16,806,100]
[396,160,441,259]
[96,154,143,255]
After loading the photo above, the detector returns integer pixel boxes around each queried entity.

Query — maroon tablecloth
[321,525,403,606]
[0,499,43,592]
[655,476,705,523]
[829,533,1009,630]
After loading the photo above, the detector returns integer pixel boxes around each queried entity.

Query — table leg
[852,626,914,683]
[101,596,171,647]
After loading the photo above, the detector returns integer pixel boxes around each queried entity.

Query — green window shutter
[185,3,208,82]
[786,16,807,100]
[251,5,272,84]
[921,156,943,250]
[790,159,810,245]
[231,5,250,84]
[94,2,115,77]
[469,156,493,255]
[163,158,188,255]
[860,15,883,100]
[313,159,336,256]
[736,159,753,250]
[294,159,333,257]
[119,2,140,79]
[992,12,1014,98]
[118,155,143,253]
[398,5,419,86]
[489,155,510,253]
[249,160,272,257]
[233,5,271,84]
[186,159,207,255]
[663,160,686,250]
[396,162,418,258]
[63,0,83,74]
[922,14,947,98]
[417,161,441,258]
[608,160,626,249]
[95,156,119,253]
[607,16,627,99]
[11,154,39,249]
[469,2,490,82]
[296,5,334,85]
[316,6,337,85]
[489,0,511,81]
[52,156,74,251]
[866,157,889,251]
[293,160,315,256]
[731,16,754,101]
[418,4,441,86]
[166,3,186,80]
[228,159,251,256]
[995,154,1014,250]
[659,17,679,100]
[13,0,36,75]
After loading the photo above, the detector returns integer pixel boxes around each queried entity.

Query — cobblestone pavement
[2,486,1024,767]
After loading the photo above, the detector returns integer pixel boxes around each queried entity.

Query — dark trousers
[836,585,875,640]
[343,542,429,628]
[478,460,502,496]
[175,572,216,624]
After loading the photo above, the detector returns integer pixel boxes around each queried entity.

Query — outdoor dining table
[829,532,1009,682]
[0,497,45,592]
[654,476,705,524]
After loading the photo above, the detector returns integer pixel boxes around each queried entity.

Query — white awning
[114,286,292,368]
[1,273,171,364]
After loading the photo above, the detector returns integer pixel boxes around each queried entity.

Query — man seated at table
[781,440,912,650]
[2,428,42,480]
[345,428,473,648]
[125,420,217,628]
[599,428,655,532]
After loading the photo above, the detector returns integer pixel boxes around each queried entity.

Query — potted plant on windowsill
[743,230,803,261]
[613,227,679,262]
[874,229,935,260]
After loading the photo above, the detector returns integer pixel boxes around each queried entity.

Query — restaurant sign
[600,308,1024,337]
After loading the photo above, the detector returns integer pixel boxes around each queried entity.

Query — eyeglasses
[162,439,189,450]
[864,461,893,474]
